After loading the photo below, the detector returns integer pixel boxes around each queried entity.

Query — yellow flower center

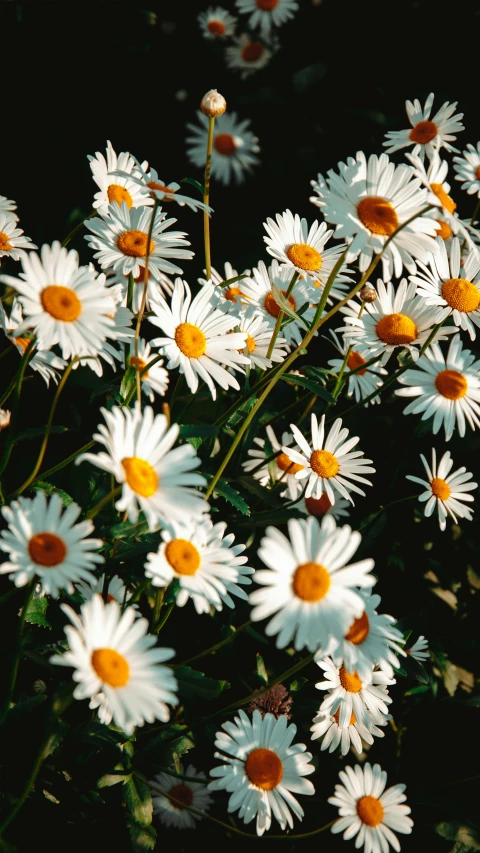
[169,783,194,809]
[376,313,417,345]
[165,538,201,576]
[305,493,332,517]
[207,18,226,35]
[292,562,331,602]
[28,532,67,567]
[356,795,385,827]
[264,290,296,318]
[241,42,265,62]
[310,449,339,479]
[245,748,283,790]
[14,336,32,353]
[285,243,322,272]
[147,181,176,201]
[430,183,456,215]
[41,285,82,322]
[333,707,357,726]
[431,477,451,500]
[409,119,438,145]
[347,350,367,375]
[130,356,148,378]
[276,452,304,475]
[91,648,130,687]
[435,369,468,400]
[174,322,207,358]
[121,457,158,497]
[225,286,245,303]
[357,196,399,236]
[214,133,237,157]
[441,278,480,313]
[339,666,363,692]
[117,230,155,258]
[435,219,452,240]
[107,184,133,209]
[0,231,12,252]
[245,334,256,353]
[345,611,370,645]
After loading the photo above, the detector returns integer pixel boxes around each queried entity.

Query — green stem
[0,339,36,479]
[151,586,165,630]
[61,210,96,248]
[219,273,248,289]
[155,601,174,634]
[86,485,122,519]
[0,579,35,728]
[358,494,417,531]
[203,116,215,281]
[470,198,480,226]
[266,271,299,359]
[0,373,18,410]
[133,199,159,406]
[26,439,95,489]
[172,620,252,668]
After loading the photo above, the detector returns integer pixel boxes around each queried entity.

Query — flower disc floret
[292,562,331,601]
[91,648,130,687]
[442,278,480,313]
[375,313,417,345]
[245,748,283,790]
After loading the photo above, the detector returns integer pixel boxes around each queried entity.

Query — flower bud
[0,408,11,430]
[359,284,377,303]
[200,89,227,118]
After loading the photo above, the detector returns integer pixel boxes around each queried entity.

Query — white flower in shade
[186,111,260,186]
[315,658,394,728]
[0,242,119,361]
[148,279,248,400]
[225,35,274,78]
[405,635,429,662]
[453,142,480,198]
[340,278,456,366]
[209,709,314,836]
[294,491,351,521]
[0,492,103,597]
[77,405,208,531]
[406,448,477,531]
[235,0,299,38]
[121,338,169,401]
[285,413,375,505]
[329,763,413,853]
[150,764,213,829]
[249,515,375,653]
[198,6,237,38]
[328,331,387,405]
[50,595,178,735]
[395,335,480,441]
[144,516,252,615]
[311,704,388,756]
[107,266,174,314]
[310,151,439,279]
[88,140,153,216]
[76,574,134,607]
[242,425,305,501]
[0,213,36,261]
[0,408,11,430]
[115,161,212,215]
[85,202,193,280]
[235,308,287,370]
[383,92,463,159]
[0,299,66,386]
[0,195,18,221]
[76,298,134,378]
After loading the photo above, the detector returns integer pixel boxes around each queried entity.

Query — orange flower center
[276,452,304,475]
[28,532,67,567]
[133,267,151,284]
[245,748,283,790]
[244,334,256,353]
[169,783,194,809]
[14,336,32,353]
[356,795,385,827]
[333,707,357,726]
[430,183,456,215]
[435,369,468,400]
[130,356,148,378]
[207,18,226,35]
[409,119,438,145]
[41,285,82,322]
[256,0,278,8]
[376,313,417,345]
[117,230,154,258]
[435,219,452,240]
[305,493,332,517]
[345,611,370,645]
[174,322,207,358]
[292,562,331,602]
[225,286,245,303]
[441,278,480,313]
[241,42,265,62]
[339,666,362,692]
[285,243,322,271]
[357,196,399,236]
[91,648,130,687]
[107,184,133,209]
[264,290,296,318]
[147,181,176,200]
[165,538,201,576]
[214,133,237,157]
[347,350,367,375]
[476,166,480,181]
[0,231,12,252]
[431,477,451,500]
[310,449,339,479]
[121,457,158,497]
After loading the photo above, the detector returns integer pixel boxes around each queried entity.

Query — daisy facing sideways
[186,110,260,186]
[453,142,480,198]
[114,160,213,214]
[198,6,236,39]
[234,308,288,370]
[327,331,387,405]
[0,213,36,261]
[241,425,306,501]
[88,140,153,216]
[150,764,213,830]
[77,405,208,530]
[123,338,169,401]
[329,763,413,853]
[315,657,394,729]
[249,515,375,652]
[406,448,477,531]
[50,595,178,735]
[311,702,388,757]
[209,709,314,836]
[405,635,429,662]
[383,92,464,160]
[235,0,298,38]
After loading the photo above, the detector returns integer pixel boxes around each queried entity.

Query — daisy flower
[285,413,375,505]
[242,425,306,501]
[76,574,133,607]
[310,151,439,279]
[0,491,103,597]
[115,160,212,215]
[148,279,248,400]
[106,266,174,314]
[0,194,18,221]
[311,704,387,757]
[122,338,169,401]
[88,140,152,216]
[453,142,480,197]
[144,516,252,615]
[328,331,387,405]
[340,278,456,366]
[383,92,464,160]
[0,213,36,261]
[209,709,314,836]
[198,260,251,307]
[85,202,193,280]
[406,448,477,531]
[198,6,237,38]
[50,595,178,735]
[395,335,480,441]
[225,35,274,78]
[150,764,213,829]
[77,405,208,531]
[315,658,394,728]
[405,635,429,662]
[249,515,375,653]
[329,763,413,853]
[235,0,299,38]
[0,408,11,430]
[235,308,287,370]
[186,111,260,186]
[0,298,66,386]
[294,491,351,521]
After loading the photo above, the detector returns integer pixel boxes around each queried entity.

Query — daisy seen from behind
[88,140,152,215]
[209,709,314,836]
[383,92,464,160]
[328,331,387,405]
[315,657,394,729]
[453,142,480,197]
[186,111,260,186]
[249,514,375,652]
[150,764,213,829]
[0,213,36,261]
[235,0,298,38]
[295,491,351,521]
[198,6,236,38]
[406,447,477,531]
[241,425,306,501]
[50,595,178,735]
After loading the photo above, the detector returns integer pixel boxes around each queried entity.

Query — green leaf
[281,373,334,403]
[436,821,480,850]
[13,425,68,445]
[178,424,219,440]
[289,677,308,693]
[120,366,137,401]
[271,283,309,330]
[123,775,152,827]
[255,654,268,686]
[163,578,181,603]
[226,395,258,428]
[292,62,327,93]
[181,176,205,197]
[97,767,132,788]
[175,665,230,700]
[206,476,250,516]
[24,596,51,628]
[30,481,74,507]
[108,518,150,540]
[126,816,156,853]
[238,477,284,508]
[136,723,195,762]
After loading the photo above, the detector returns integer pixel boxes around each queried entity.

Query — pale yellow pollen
[28,532,67,567]
[107,184,133,209]
[91,648,130,687]
[409,119,438,145]
[174,322,207,358]
[376,313,417,345]
[441,278,480,313]
[292,562,331,602]
[310,449,339,479]
[245,748,283,790]
[41,285,82,322]
[357,196,398,236]
[431,477,451,500]
[121,457,158,497]
[435,369,468,400]
[165,538,201,576]
[285,243,322,272]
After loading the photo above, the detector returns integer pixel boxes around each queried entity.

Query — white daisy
[0,298,66,386]
[0,194,18,221]
[76,574,133,607]
[311,704,387,757]
[209,709,314,836]
[122,338,169,401]
[150,764,213,829]
[106,266,174,314]
[383,92,464,160]
[395,334,480,441]
[328,331,387,405]
[285,413,375,505]
[406,448,477,531]
[235,308,287,370]
[249,515,375,653]
[75,297,134,378]
[329,763,413,853]
[235,0,298,38]
[50,595,178,735]
[115,160,212,215]
[340,278,456,366]
[85,202,193,280]
[225,34,274,78]
[453,142,480,198]
[294,491,351,521]
[144,516,252,615]
[148,278,248,400]
[77,405,208,531]
[186,111,260,186]
[242,425,306,501]
[0,213,36,261]
[405,635,429,662]
[198,6,237,38]
[88,140,153,216]
[0,491,103,597]
[0,408,11,430]
[310,151,439,279]
[315,658,394,728]
[198,260,251,307]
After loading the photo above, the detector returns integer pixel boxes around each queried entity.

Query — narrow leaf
[282,373,334,402]
[205,476,250,516]
[175,665,230,700]
[271,283,309,330]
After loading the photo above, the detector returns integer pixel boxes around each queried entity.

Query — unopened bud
[0,408,11,430]
[359,284,377,303]
[200,89,227,118]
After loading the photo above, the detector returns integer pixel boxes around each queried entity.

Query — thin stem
[86,485,122,519]
[0,373,18,410]
[219,273,248,289]
[266,271,299,359]
[358,494,417,531]
[173,620,252,668]
[0,579,35,728]
[151,587,165,631]
[0,339,36,479]
[61,210,96,248]
[470,198,480,226]
[133,200,159,406]
[203,116,215,281]
[155,601,174,634]
[27,439,95,488]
